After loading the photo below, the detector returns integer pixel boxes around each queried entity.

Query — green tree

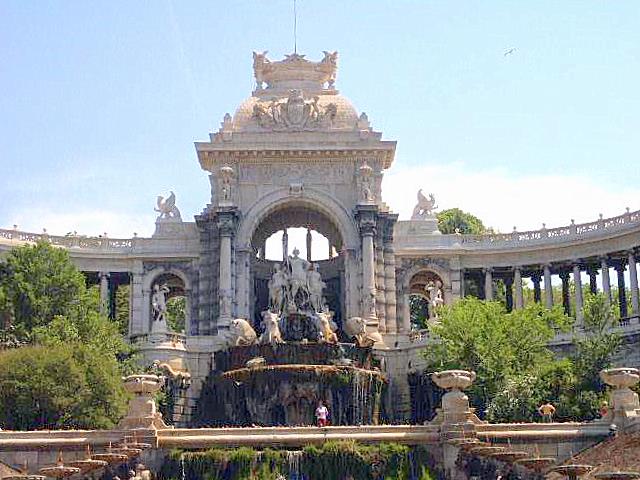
[0,344,127,430]
[0,242,85,339]
[0,242,131,430]
[424,298,572,419]
[437,208,486,234]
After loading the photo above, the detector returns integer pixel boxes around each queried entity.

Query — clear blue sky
[1,1,639,236]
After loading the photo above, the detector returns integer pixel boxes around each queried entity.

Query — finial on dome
[252,51,338,92]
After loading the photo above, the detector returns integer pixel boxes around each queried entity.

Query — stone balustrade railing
[2,207,639,253]
[0,227,198,254]
[460,207,640,247]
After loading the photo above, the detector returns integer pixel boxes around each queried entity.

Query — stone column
[362,228,377,320]
[99,271,110,316]
[282,229,288,262]
[532,273,542,303]
[306,228,312,262]
[504,277,514,312]
[218,214,235,329]
[513,267,524,310]
[483,268,493,301]
[615,262,628,318]
[560,271,571,316]
[601,256,612,306]
[573,264,584,324]
[236,247,251,320]
[588,267,598,295]
[356,205,381,342]
[628,251,639,317]
[384,244,398,334]
[543,264,553,308]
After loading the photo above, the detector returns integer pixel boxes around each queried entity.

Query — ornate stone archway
[234,188,360,325]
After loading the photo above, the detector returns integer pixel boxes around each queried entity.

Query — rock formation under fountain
[194,250,386,427]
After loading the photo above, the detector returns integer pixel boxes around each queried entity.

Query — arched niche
[143,267,192,334]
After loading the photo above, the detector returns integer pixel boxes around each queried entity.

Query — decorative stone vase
[118,374,170,430]
[430,370,481,426]
[600,367,640,426]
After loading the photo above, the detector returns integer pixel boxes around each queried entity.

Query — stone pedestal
[600,367,640,430]
[118,374,171,430]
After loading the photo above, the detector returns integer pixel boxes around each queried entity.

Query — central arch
[235,186,360,333]
[235,187,359,251]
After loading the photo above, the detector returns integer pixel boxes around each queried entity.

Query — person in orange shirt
[538,402,556,422]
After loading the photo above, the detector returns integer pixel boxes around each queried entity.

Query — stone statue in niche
[425,280,444,320]
[357,162,375,203]
[411,190,438,220]
[155,192,181,221]
[151,284,170,323]
[218,165,235,205]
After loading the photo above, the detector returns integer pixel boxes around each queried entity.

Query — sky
[1,1,639,238]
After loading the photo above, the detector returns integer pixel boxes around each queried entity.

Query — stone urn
[600,367,640,425]
[118,374,170,430]
[431,370,480,425]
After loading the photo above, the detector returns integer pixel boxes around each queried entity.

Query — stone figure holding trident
[287,247,310,307]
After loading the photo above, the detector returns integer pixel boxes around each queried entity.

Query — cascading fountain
[194,249,386,427]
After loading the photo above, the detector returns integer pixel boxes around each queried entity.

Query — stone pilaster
[383,216,398,335]
[375,227,386,333]
[129,262,144,336]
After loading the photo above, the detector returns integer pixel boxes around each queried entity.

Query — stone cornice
[196,146,396,172]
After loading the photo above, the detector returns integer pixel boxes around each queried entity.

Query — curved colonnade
[1,206,639,341]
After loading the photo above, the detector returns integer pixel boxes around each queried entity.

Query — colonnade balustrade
[470,249,640,327]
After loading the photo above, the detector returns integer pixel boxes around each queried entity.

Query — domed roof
[220,52,365,134]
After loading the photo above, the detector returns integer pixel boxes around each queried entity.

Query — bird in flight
[504,47,516,56]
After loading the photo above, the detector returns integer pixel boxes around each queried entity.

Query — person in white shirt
[315,400,329,427]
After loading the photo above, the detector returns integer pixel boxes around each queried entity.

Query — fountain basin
[515,457,556,472]
[431,370,476,391]
[594,472,640,480]
[195,363,385,427]
[549,464,594,479]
